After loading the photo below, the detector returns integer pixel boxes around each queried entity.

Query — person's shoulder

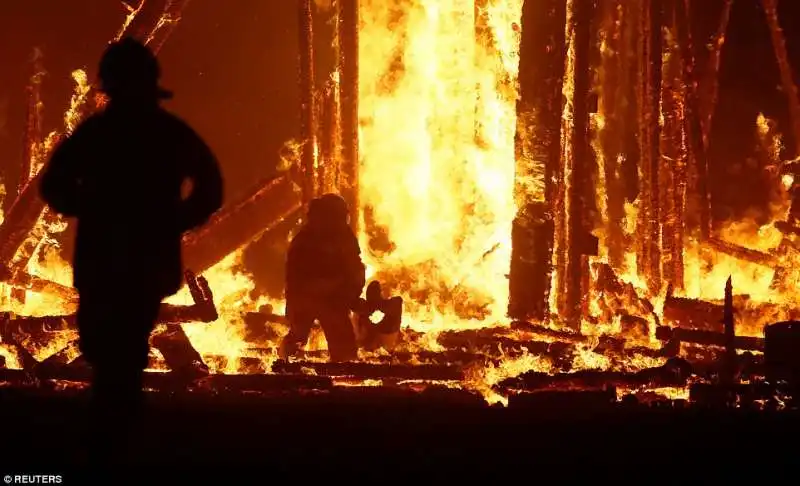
[71,112,106,135]
[156,108,200,137]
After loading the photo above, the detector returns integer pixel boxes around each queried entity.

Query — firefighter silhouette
[280,194,365,362]
[39,37,223,460]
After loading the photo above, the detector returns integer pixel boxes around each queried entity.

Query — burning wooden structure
[3,0,800,409]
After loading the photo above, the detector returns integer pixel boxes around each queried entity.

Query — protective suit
[280,194,365,362]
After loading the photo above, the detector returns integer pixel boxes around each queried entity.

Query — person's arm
[178,127,224,233]
[341,232,366,303]
[39,129,88,217]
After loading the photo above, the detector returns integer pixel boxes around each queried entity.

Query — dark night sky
[1,0,800,292]
[0,0,300,202]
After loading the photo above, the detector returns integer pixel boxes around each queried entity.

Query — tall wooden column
[337,0,360,233]
[508,0,567,322]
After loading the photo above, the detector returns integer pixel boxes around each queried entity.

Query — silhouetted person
[38,38,223,460]
[280,194,364,362]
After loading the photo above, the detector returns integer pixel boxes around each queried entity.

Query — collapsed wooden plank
[705,237,778,268]
[593,263,657,324]
[438,330,560,359]
[272,360,465,382]
[182,173,303,274]
[662,289,798,333]
[2,270,217,338]
[0,367,335,393]
[655,326,764,352]
[496,358,694,392]
[10,273,78,303]
[202,373,333,393]
[0,314,39,371]
[151,324,209,378]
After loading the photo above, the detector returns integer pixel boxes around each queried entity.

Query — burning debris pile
[2,0,800,409]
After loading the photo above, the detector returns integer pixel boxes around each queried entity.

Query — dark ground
[0,385,798,483]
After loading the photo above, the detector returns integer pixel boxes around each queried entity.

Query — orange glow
[1,1,796,408]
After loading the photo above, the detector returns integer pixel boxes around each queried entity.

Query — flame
[6,1,800,408]
[357,0,522,332]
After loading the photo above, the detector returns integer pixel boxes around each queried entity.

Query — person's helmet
[365,281,382,302]
[308,193,349,226]
[98,37,173,100]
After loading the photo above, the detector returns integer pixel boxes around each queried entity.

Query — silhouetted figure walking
[280,194,364,362]
[38,38,223,461]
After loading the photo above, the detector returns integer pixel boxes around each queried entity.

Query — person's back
[281,194,364,361]
[286,220,364,306]
[46,103,221,296]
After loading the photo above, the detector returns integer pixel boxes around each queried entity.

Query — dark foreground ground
[1,384,798,483]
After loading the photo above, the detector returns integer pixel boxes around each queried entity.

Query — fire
[358,0,522,331]
[4,0,800,408]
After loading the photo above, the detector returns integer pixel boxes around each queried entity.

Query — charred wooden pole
[595,0,627,271]
[619,1,641,266]
[699,0,733,145]
[659,0,686,290]
[299,0,318,204]
[635,0,663,293]
[677,0,711,241]
[142,0,192,53]
[762,0,800,156]
[508,0,567,321]
[337,0,360,233]
[560,0,595,327]
[117,0,169,42]
[722,276,737,385]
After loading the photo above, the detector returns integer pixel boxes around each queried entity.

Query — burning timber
[508,0,566,322]
[0,0,191,282]
[2,270,215,334]
[182,173,303,274]
[5,0,800,416]
[498,357,693,393]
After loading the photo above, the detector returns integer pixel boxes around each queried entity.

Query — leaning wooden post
[699,0,733,146]
[762,0,800,157]
[298,0,318,204]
